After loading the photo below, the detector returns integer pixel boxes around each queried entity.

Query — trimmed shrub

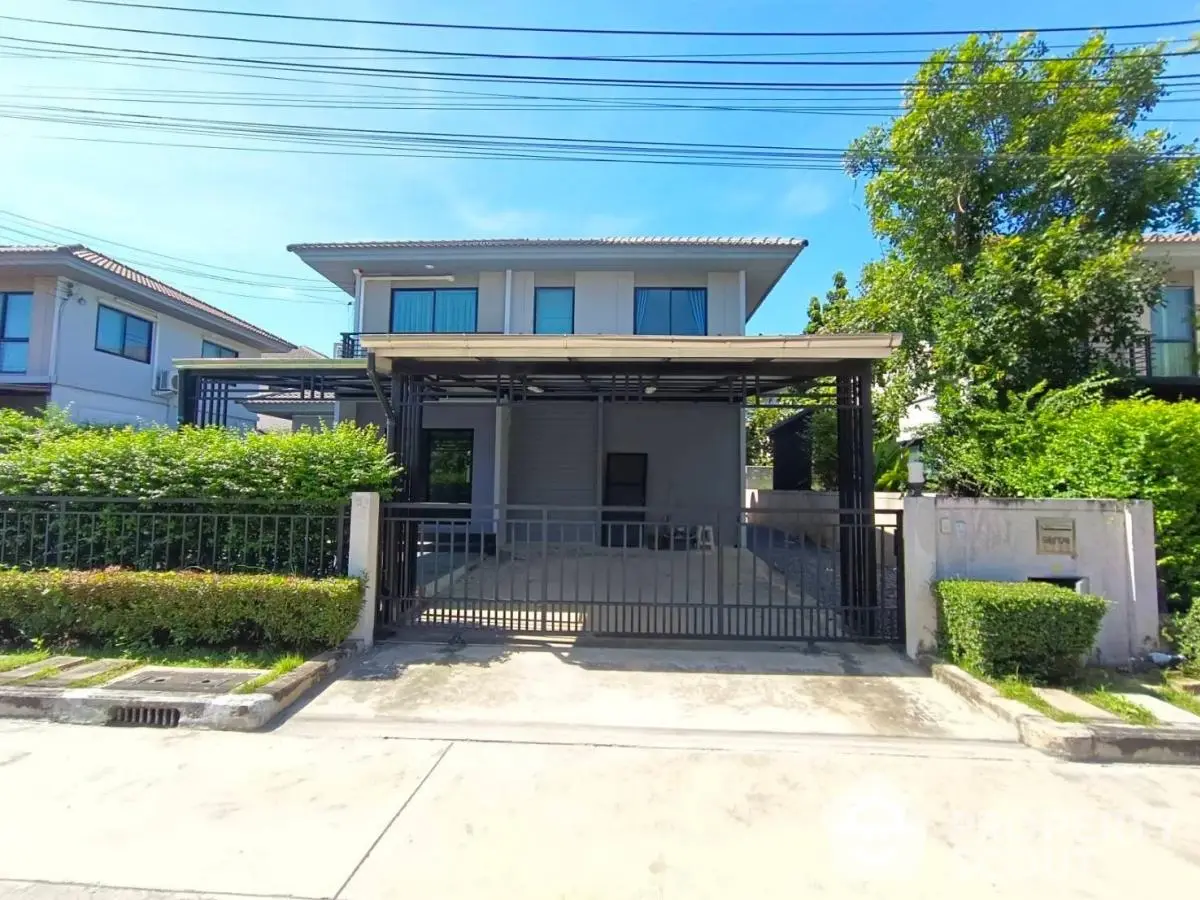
[934,579,1108,683]
[0,414,395,502]
[0,569,362,653]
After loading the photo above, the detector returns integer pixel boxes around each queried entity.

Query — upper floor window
[534,287,575,334]
[0,291,32,374]
[391,288,478,333]
[96,304,153,363]
[634,288,707,336]
[1151,286,1195,377]
[201,340,238,359]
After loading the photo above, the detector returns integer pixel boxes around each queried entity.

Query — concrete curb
[0,648,352,732]
[932,663,1200,764]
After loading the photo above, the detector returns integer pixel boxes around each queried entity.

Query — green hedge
[935,580,1108,683]
[928,387,1200,611]
[0,412,396,501]
[1178,600,1200,667]
[0,569,362,652]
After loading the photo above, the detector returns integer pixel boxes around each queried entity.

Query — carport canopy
[174,333,901,408]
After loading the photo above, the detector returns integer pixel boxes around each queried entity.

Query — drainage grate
[108,705,181,728]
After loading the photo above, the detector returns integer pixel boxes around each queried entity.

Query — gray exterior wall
[360,266,745,337]
[353,398,741,540]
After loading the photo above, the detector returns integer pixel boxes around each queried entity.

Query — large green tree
[827,33,1200,424]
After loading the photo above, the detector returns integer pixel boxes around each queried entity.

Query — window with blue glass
[0,292,32,374]
[633,288,707,336]
[390,288,478,333]
[534,287,575,334]
[1151,286,1196,377]
[95,304,152,363]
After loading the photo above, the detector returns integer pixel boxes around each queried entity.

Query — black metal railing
[334,333,367,359]
[376,502,902,642]
[0,496,350,577]
[1101,333,1198,379]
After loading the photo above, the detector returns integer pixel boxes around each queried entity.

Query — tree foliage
[818,33,1200,419]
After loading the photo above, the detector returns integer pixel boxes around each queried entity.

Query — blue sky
[0,0,1197,351]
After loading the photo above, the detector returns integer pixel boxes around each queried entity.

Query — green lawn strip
[0,650,50,674]
[67,661,140,689]
[988,674,1084,723]
[1153,682,1200,719]
[1074,687,1159,726]
[232,655,305,695]
[13,664,65,685]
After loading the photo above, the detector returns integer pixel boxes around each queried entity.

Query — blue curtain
[392,290,434,332]
[685,288,707,335]
[635,288,651,333]
[535,287,574,334]
[433,289,477,333]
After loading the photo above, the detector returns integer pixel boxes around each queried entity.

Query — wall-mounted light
[643,385,657,395]
[526,383,544,394]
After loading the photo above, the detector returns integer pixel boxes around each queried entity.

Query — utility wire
[2,33,1195,92]
[63,1,1200,39]
[5,14,1197,67]
[0,214,347,304]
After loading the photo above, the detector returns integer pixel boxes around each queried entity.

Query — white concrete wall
[361,267,747,336]
[902,496,1160,666]
[50,278,261,427]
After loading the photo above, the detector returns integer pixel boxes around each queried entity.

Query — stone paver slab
[0,657,86,683]
[1034,687,1120,721]
[1116,691,1200,726]
[31,659,131,688]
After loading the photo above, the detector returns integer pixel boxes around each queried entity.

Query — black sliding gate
[376,502,903,643]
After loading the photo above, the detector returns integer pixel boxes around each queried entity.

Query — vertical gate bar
[540,508,549,632]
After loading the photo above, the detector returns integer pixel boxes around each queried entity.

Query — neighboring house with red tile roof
[0,244,293,425]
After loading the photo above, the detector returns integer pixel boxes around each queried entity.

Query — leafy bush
[935,580,1108,683]
[1177,600,1200,667]
[0,412,396,501]
[0,569,362,652]
[929,384,1200,610]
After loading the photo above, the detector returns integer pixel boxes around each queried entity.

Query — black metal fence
[377,502,902,642]
[0,496,350,577]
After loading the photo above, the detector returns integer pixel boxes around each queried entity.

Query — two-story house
[1139,235,1200,395]
[174,237,901,641]
[0,244,294,425]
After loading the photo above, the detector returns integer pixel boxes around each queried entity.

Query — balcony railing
[334,333,367,359]
[1106,334,1197,380]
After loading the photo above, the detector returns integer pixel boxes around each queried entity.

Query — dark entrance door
[423,429,473,515]
[601,452,647,547]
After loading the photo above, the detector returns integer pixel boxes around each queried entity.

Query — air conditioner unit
[154,369,180,393]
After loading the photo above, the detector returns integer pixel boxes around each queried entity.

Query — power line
[2,34,1196,93]
[6,14,1198,67]
[5,103,1195,171]
[0,213,348,304]
[63,0,1200,39]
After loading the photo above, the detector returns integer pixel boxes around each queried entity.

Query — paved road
[1,643,1198,899]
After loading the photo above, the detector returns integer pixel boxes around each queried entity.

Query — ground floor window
[423,429,474,505]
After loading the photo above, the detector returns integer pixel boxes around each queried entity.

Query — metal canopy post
[391,371,427,600]
[836,363,878,616]
[178,370,198,426]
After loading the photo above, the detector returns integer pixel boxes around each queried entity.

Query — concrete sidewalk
[1,717,1199,899]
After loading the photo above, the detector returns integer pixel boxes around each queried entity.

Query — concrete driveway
[280,640,1014,745]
